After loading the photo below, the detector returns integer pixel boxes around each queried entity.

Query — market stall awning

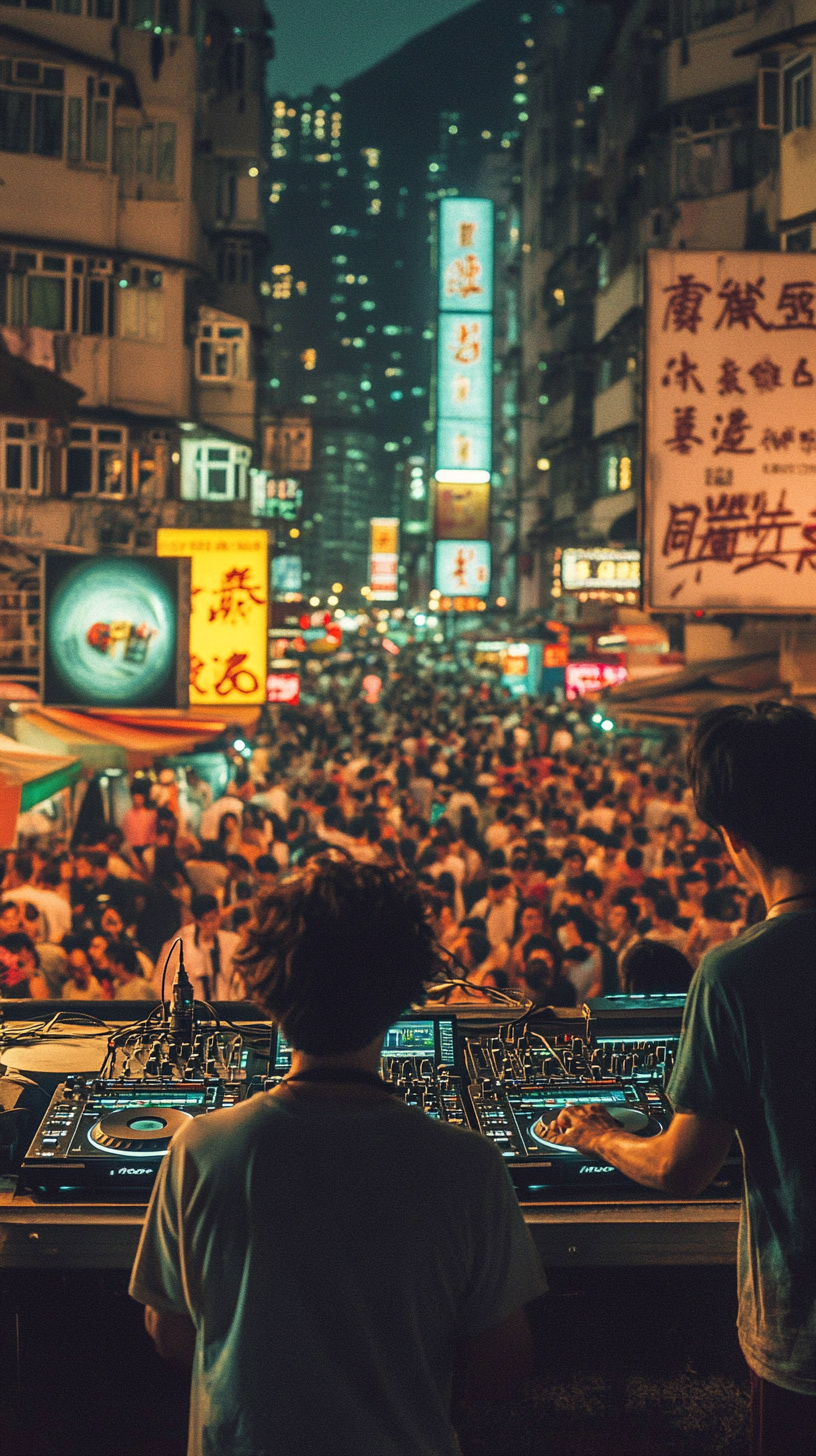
[600,651,801,727]
[11,706,252,770]
[0,731,82,811]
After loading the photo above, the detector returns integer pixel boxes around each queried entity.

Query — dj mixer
[12,981,741,1204]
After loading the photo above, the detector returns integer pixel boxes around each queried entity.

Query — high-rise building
[0,0,272,683]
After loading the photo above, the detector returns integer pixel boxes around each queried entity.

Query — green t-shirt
[668,910,816,1395]
[130,1094,546,1456]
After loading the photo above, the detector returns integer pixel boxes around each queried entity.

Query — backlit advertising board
[157,529,267,706]
[42,553,189,708]
[266,672,300,705]
[369,518,399,601]
[271,555,303,594]
[436,197,494,483]
[434,540,490,597]
[561,547,641,594]
[433,478,491,539]
[565,662,628,700]
[646,249,816,611]
[439,197,494,313]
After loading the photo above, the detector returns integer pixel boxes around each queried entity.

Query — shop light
[600,719,615,732]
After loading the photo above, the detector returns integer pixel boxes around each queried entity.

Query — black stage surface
[0,1266,748,1456]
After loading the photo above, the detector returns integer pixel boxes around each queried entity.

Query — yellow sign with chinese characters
[157,529,268,705]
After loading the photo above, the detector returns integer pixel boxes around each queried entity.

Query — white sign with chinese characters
[645,250,816,612]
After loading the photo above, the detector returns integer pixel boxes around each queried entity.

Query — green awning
[0,731,82,810]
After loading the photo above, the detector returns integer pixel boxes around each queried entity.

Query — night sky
[269,0,478,95]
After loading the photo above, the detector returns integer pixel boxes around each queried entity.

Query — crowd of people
[0,656,763,1008]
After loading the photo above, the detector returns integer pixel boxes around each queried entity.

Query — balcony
[594,377,637,437]
[595,263,642,343]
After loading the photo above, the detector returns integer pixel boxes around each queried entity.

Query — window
[0,63,64,158]
[118,266,164,342]
[219,41,246,92]
[86,77,108,164]
[217,241,252,286]
[113,120,176,190]
[1,251,115,335]
[65,424,126,497]
[783,57,812,134]
[758,67,779,129]
[0,420,45,495]
[193,443,250,500]
[67,96,82,161]
[196,321,248,380]
[785,226,812,252]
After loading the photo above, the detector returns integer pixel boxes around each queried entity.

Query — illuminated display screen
[275,1018,456,1070]
[561,547,641,593]
[434,540,490,597]
[43,553,187,708]
[436,196,494,479]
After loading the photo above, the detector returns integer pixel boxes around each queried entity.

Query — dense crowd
[0,658,763,1006]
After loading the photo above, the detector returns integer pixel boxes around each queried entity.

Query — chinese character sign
[369,518,399,601]
[439,197,494,314]
[436,313,493,475]
[436,197,494,481]
[646,251,816,611]
[157,529,268,705]
[434,540,491,597]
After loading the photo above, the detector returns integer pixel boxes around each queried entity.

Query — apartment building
[0,0,272,679]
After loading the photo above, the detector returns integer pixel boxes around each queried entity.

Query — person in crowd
[156,893,240,1002]
[0,901,21,938]
[644,892,688,953]
[87,932,116,998]
[132,856,546,1456]
[541,702,816,1456]
[555,907,604,1000]
[107,939,157,1000]
[606,891,641,986]
[620,939,693,995]
[522,933,577,1008]
[121,784,158,859]
[0,933,48,998]
[61,937,105,1000]
[469,872,517,950]
[684,886,741,968]
[1,854,72,944]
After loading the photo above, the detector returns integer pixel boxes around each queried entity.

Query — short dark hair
[238,857,437,1055]
[687,703,816,871]
[191,893,219,920]
[0,932,38,965]
[254,856,277,876]
[625,846,643,870]
[106,939,138,976]
[653,893,678,923]
[523,932,563,972]
[621,940,692,995]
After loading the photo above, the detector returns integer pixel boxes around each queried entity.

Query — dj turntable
[20,1076,238,1196]
[467,1075,673,1199]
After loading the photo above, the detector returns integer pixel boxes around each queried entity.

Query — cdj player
[463,1023,742,1201]
[19,953,272,1198]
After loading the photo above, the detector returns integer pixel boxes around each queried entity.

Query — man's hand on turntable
[542,1103,620,1155]
[543,1105,736,1197]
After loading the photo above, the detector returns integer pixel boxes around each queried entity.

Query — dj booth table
[0,999,741,1271]
[0,1179,740,1270]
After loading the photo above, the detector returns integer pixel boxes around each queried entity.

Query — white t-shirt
[131,1094,545,1456]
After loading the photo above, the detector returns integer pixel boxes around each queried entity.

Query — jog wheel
[531,1105,656,1152]
[89,1106,192,1154]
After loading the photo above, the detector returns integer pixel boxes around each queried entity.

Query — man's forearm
[585,1127,682,1191]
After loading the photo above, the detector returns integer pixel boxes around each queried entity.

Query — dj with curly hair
[130,854,545,1456]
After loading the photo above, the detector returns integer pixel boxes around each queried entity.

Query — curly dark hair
[237,853,438,1055]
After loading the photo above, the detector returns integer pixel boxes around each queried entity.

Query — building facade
[0,0,272,681]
